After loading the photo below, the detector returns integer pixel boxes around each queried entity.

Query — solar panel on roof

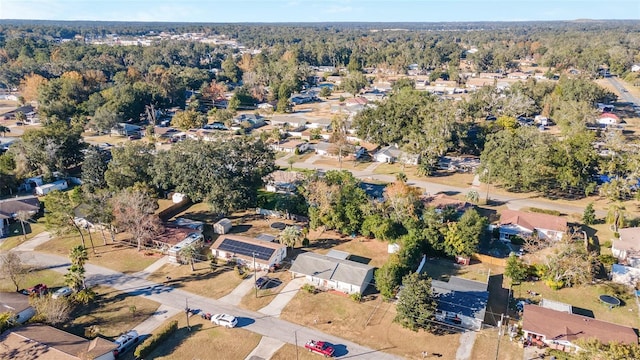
[218,238,275,261]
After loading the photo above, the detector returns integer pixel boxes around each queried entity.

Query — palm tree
[15,210,33,242]
[606,202,626,233]
[396,173,408,183]
[0,125,9,137]
[279,226,302,249]
[465,190,480,204]
[69,245,88,267]
[180,245,200,271]
[66,245,88,291]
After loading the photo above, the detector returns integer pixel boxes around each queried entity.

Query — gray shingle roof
[290,252,374,287]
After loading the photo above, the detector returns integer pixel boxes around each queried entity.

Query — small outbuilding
[214,218,232,235]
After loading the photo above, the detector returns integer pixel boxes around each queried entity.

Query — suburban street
[16,249,403,360]
[275,155,605,217]
[606,76,640,107]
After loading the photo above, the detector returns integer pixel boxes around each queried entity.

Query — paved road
[17,251,403,360]
[606,76,640,106]
[276,157,603,217]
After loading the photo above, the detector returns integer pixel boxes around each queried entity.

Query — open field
[313,157,371,171]
[271,343,323,360]
[280,290,462,360]
[64,285,160,340]
[35,232,159,274]
[143,312,262,360]
[147,262,244,299]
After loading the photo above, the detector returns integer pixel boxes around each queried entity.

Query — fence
[472,253,507,267]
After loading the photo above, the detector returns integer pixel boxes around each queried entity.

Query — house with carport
[289,250,375,295]
[498,209,567,242]
[521,304,637,353]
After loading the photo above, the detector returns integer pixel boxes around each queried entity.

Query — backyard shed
[214,218,232,234]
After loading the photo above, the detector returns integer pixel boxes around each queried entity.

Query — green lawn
[0,268,65,293]
[0,219,47,251]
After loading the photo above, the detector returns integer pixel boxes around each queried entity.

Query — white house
[211,234,287,271]
[270,140,310,154]
[167,232,204,264]
[264,170,304,193]
[373,144,419,165]
[0,292,35,324]
[213,218,232,235]
[498,209,567,242]
[597,113,621,126]
[289,251,375,295]
[35,180,68,196]
[613,227,640,267]
[0,323,117,360]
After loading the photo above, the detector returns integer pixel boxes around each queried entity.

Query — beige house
[211,234,287,271]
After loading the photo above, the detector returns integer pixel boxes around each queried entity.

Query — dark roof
[0,196,40,220]
[359,182,386,199]
[523,304,637,345]
[0,292,32,314]
[431,277,489,320]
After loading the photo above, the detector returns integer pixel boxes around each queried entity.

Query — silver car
[51,286,73,299]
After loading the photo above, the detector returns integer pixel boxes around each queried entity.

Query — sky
[1,0,639,23]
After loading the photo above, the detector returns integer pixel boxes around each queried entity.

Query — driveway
[219,270,267,306]
[17,251,403,360]
[14,231,52,251]
[258,276,306,318]
[244,336,285,360]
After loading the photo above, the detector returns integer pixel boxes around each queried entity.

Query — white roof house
[289,252,375,295]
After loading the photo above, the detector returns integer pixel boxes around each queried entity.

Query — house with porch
[498,209,567,242]
[522,304,637,353]
[289,251,375,295]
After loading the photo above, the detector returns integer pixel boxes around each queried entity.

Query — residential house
[111,123,142,137]
[269,115,307,128]
[0,323,117,360]
[498,209,567,242]
[270,140,310,154]
[632,64,640,72]
[521,304,637,353]
[597,113,621,126]
[507,72,530,80]
[290,93,317,105]
[264,170,305,194]
[312,141,332,156]
[211,234,287,271]
[0,292,36,324]
[0,195,40,238]
[611,263,640,286]
[0,137,19,152]
[289,251,375,295]
[359,89,387,102]
[233,114,266,129]
[213,218,232,235]
[167,232,204,264]
[35,179,68,196]
[431,276,489,331]
[612,227,640,267]
[373,144,419,165]
[479,72,504,79]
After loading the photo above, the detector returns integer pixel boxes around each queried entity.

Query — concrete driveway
[258,277,306,318]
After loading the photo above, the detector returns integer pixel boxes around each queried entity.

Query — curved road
[17,250,402,360]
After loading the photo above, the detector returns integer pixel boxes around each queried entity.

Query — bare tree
[0,251,30,292]
[111,189,164,251]
[30,296,73,326]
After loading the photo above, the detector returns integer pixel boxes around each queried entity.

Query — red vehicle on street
[304,340,335,357]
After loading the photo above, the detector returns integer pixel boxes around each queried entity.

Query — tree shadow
[306,238,350,250]
[230,224,252,234]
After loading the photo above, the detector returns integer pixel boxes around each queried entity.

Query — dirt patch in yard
[471,328,523,360]
[280,290,462,359]
[306,229,391,268]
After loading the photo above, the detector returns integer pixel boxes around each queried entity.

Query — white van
[113,330,139,357]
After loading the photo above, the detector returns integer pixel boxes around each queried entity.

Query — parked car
[22,283,47,296]
[15,121,23,126]
[255,276,270,289]
[52,286,73,299]
[128,134,141,140]
[113,330,139,357]
[304,340,335,357]
[211,313,238,328]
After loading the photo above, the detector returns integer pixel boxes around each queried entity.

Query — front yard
[280,290,462,360]
[0,219,47,251]
[239,270,293,311]
[0,268,65,293]
[147,262,244,299]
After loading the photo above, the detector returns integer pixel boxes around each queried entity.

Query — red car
[22,283,48,296]
[304,340,334,357]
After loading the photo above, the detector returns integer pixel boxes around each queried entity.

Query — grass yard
[307,229,391,268]
[422,258,499,283]
[280,290,462,360]
[144,312,262,360]
[63,285,160,340]
[0,268,65,292]
[239,271,293,311]
[313,157,371,171]
[147,262,244,299]
[271,343,321,360]
[0,220,47,251]
[471,328,523,360]
[82,134,129,145]
[34,232,159,274]
[512,281,640,328]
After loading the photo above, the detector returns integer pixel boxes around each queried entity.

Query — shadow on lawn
[141,323,204,359]
[306,237,350,250]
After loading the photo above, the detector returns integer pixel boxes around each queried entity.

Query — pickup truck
[304,340,334,357]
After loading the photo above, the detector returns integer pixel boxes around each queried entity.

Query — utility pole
[485,166,491,204]
[185,298,191,331]
[253,252,258,298]
[294,330,299,360]
[494,313,504,360]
